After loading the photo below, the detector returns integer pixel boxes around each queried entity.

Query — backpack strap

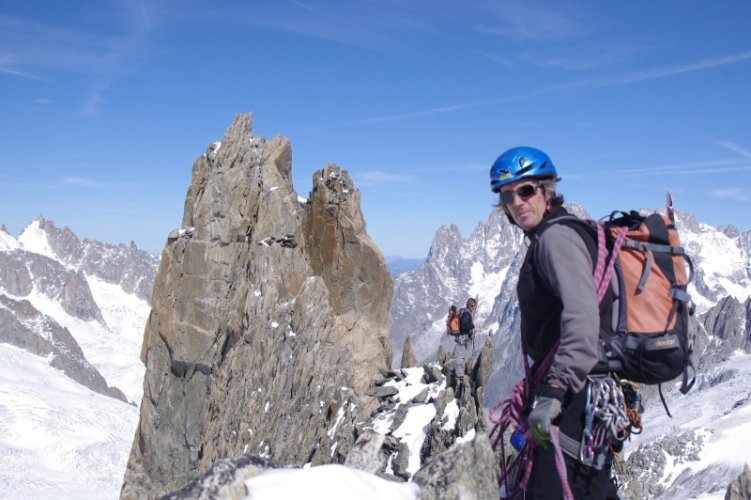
[534,214,619,303]
[595,224,626,302]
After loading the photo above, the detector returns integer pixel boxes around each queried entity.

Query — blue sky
[1,1,750,258]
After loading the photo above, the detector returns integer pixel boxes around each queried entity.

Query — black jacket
[459,307,474,335]
[517,206,613,394]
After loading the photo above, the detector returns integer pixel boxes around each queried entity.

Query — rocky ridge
[161,336,498,499]
[0,293,127,402]
[20,217,158,301]
[121,114,393,498]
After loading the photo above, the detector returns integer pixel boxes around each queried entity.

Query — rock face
[121,114,393,498]
[0,248,104,323]
[699,296,751,363]
[158,333,496,500]
[413,436,498,500]
[726,464,751,500]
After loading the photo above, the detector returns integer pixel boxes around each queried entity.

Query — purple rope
[492,219,629,498]
[490,340,560,498]
[591,221,607,292]
[550,427,576,500]
[594,224,628,302]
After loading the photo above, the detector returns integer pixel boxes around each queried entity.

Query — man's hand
[528,396,562,446]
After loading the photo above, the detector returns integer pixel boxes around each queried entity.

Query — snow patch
[244,464,419,500]
[17,220,56,259]
[0,343,138,499]
[0,229,20,251]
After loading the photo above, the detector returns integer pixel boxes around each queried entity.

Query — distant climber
[451,297,477,379]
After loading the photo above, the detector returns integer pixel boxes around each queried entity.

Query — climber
[453,297,477,379]
[489,146,617,499]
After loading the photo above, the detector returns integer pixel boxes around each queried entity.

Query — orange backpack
[540,195,695,406]
[446,305,461,335]
[596,206,694,389]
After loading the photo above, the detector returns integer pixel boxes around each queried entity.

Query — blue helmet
[489,146,558,193]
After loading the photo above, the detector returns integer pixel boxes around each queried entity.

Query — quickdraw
[578,376,642,469]
[621,380,644,434]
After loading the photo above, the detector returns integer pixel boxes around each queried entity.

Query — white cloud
[708,187,749,202]
[589,49,751,87]
[355,171,414,186]
[0,5,158,115]
[358,49,751,123]
[0,51,45,79]
[476,2,581,41]
[716,141,751,159]
[613,158,751,177]
[62,177,106,188]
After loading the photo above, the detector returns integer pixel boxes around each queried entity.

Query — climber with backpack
[446,297,478,379]
[446,304,461,335]
[485,146,694,500]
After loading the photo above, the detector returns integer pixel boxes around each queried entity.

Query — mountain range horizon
[1,113,749,500]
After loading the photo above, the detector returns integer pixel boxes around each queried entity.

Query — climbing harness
[490,358,645,498]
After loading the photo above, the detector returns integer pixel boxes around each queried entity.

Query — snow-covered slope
[0,219,156,498]
[679,213,751,312]
[2,219,152,402]
[20,276,148,403]
[622,351,751,499]
[0,343,139,499]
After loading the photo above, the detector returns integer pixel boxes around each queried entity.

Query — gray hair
[539,177,564,207]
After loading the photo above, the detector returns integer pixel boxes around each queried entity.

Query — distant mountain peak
[11,217,160,301]
[18,217,58,259]
[0,226,19,251]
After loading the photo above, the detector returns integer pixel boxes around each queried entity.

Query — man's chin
[516,215,535,231]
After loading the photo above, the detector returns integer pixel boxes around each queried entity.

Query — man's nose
[507,193,525,208]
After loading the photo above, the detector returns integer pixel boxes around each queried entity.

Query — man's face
[500,179,551,231]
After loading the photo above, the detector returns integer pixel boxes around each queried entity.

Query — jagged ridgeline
[121,114,394,498]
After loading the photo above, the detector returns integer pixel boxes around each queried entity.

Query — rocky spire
[121,114,393,498]
[726,464,751,499]
[400,335,418,369]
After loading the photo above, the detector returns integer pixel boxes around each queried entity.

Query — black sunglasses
[499,183,539,205]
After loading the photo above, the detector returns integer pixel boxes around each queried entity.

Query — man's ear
[544,191,554,211]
